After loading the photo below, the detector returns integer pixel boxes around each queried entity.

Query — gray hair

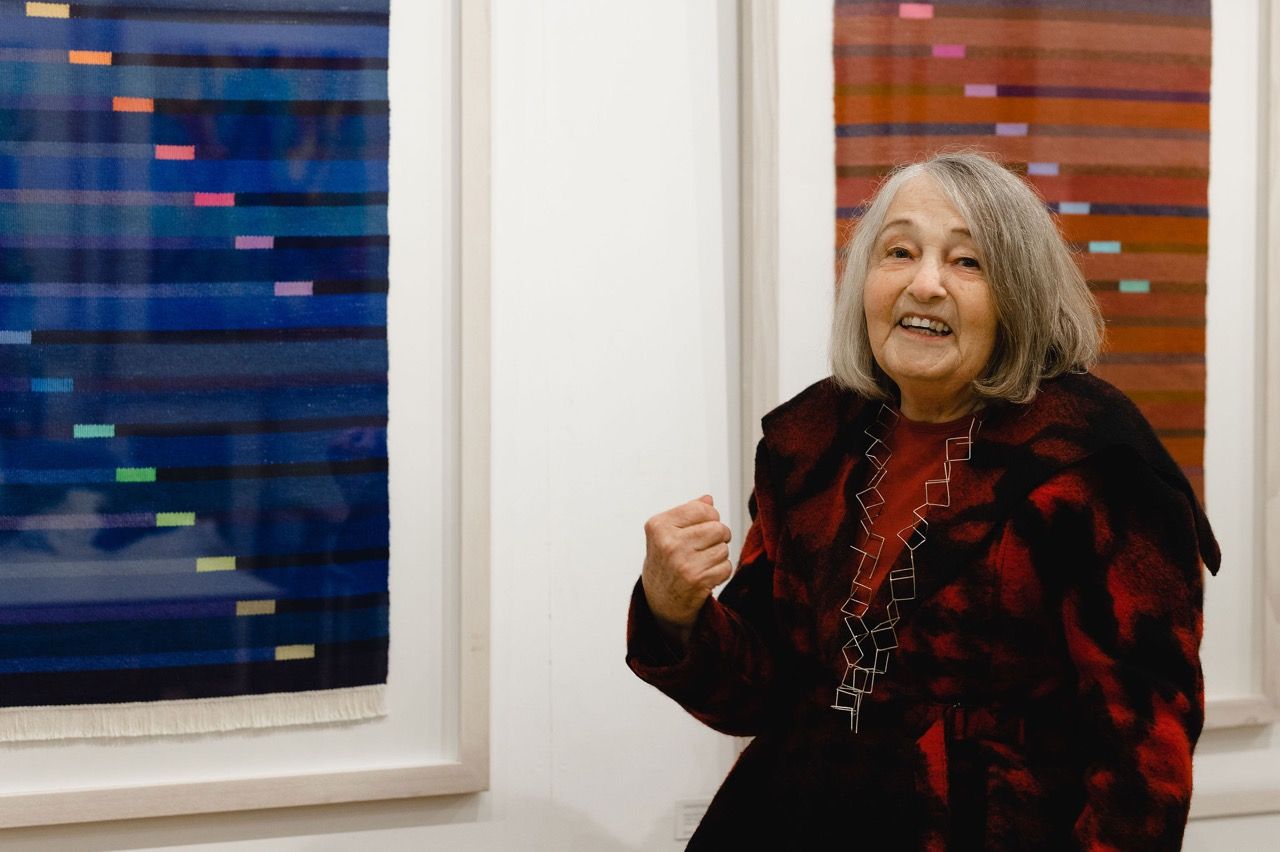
[829,151,1104,405]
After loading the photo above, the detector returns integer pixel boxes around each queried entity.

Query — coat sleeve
[1023,451,1207,851]
[624,438,785,736]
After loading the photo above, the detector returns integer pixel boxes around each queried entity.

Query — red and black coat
[627,372,1220,851]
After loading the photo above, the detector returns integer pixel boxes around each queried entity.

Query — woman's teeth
[899,316,952,336]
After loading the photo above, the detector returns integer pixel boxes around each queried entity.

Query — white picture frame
[0,0,490,827]
[743,0,1280,818]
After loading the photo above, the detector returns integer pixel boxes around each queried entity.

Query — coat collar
[759,372,1221,613]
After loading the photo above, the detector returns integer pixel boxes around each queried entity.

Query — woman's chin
[880,352,960,388]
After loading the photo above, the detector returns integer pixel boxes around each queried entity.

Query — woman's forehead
[878,177,972,238]
[884,175,960,215]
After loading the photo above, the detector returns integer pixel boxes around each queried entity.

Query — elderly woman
[627,152,1219,850]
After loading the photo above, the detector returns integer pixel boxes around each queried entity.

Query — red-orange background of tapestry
[833,0,1210,498]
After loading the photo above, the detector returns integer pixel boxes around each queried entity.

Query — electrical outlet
[674,798,711,841]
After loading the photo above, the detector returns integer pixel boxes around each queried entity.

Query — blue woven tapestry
[0,0,390,738]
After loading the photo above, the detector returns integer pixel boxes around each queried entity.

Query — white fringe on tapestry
[0,684,385,742]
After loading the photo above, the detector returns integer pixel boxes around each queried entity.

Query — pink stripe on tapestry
[274,281,314,297]
[194,192,235,207]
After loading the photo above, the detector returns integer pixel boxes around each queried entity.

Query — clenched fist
[641,495,734,645]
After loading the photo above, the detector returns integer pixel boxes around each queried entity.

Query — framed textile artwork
[832,0,1211,500]
[0,0,489,826]
[745,0,1278,818]
[0,0,392,738]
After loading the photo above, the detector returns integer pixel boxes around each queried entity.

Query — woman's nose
[906,258,946,300]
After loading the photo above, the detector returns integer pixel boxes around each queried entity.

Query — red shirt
[858,411,976,603]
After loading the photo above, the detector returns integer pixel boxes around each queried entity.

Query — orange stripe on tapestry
[833,0,1211,497]
[836,137,1208,167]
[833,96,1208,130]
[1028,176,1208,206]
[1093,293,1208,320]
[834,58,1210,90]
[833,16,1210,55]
[1134,400,1210,431]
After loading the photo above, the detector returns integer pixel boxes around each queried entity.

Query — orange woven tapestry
[834,0,1211,497]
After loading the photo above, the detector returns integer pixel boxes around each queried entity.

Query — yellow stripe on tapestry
[26,3,70,18]
[196,556,236,572]
[275,645,315,661]
[236,600,276,617]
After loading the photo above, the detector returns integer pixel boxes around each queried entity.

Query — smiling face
[862,174,999,421]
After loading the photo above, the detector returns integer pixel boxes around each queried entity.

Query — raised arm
[625,439,784,736]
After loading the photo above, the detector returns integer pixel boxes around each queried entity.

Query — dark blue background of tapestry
[0,0,391,706]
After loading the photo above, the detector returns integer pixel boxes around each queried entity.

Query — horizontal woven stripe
[0,546,387,574]
[834,17,1210,56]
[0,158,386,192]
[0,607,389,663]
[0,114,387,150]
[1,456,386,485]
[836,123,1207,140]
[0,17,388,56]
[0,591,388,625]
[0,505,389,545]
[0,48,388,72]
[0,189,384,205]
[833,44,1209,65]
[0,204,384,235]
[0,147,389,169]
[0,248,388,282]
[57,0,389,11]
[0,67,385,100]
[0,561,389,606]
[833,83,1206,102]
[1,430,386,467]
[0,640,387,708]
[45,7,388,26]
[835,0,1209,18]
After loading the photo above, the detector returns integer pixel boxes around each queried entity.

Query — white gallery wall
[0,1,1273,849]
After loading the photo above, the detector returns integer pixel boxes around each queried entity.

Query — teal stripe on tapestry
[1119,279,1151,293]
[30,378,72,392]
[1089,241,1122,253]
[0,205,386,238]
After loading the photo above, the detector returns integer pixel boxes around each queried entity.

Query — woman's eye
[956,256,981,269]
[888,246,911,259]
